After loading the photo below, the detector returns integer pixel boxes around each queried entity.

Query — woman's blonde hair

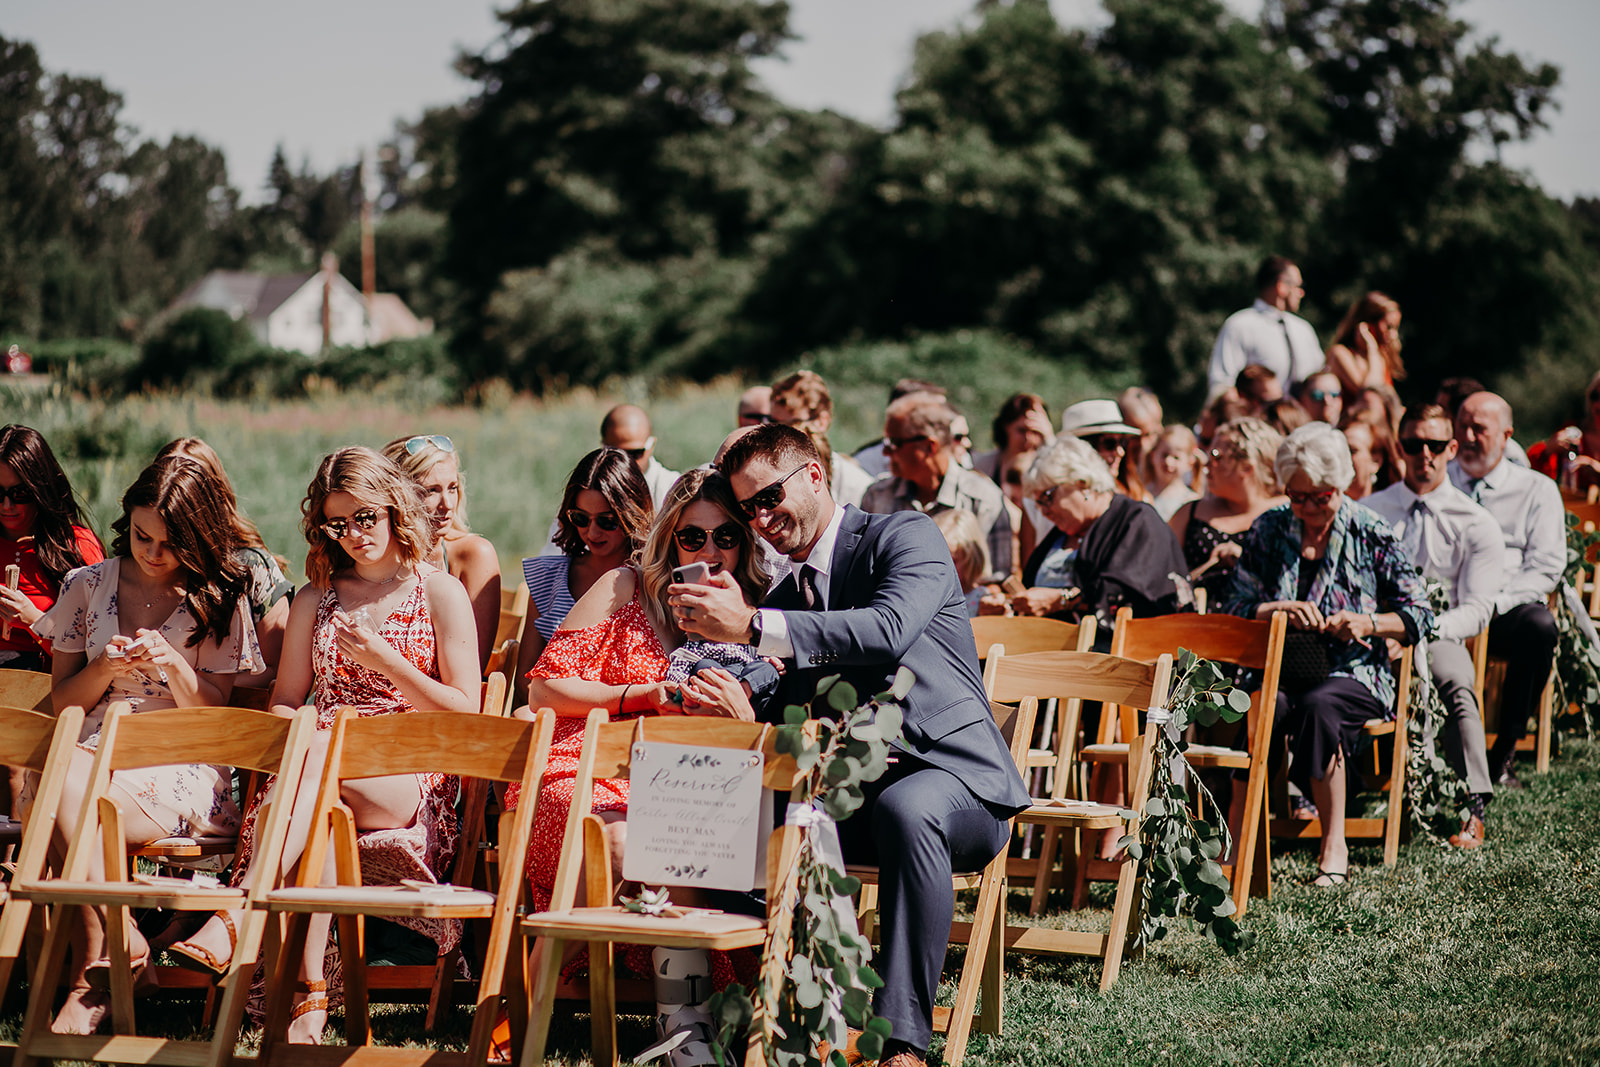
[156,437,290,574]
[382,434,472,536]
[1213,417,1285,495]
[301,447,434,587]
[639,468,769,636]
[932,508,989,593]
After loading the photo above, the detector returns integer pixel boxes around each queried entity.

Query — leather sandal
[168,910,237,977]
[1305,868,1349,887]
[85,936,151,992]
[289,979,329,1045]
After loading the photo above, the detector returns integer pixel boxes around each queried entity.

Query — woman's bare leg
[1309,750,1348,883]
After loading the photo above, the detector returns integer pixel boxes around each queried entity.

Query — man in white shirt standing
[601,403,680,507]
[1447,392,1563,791]
[1366,404,1502,846]
[1207,255,1325,399]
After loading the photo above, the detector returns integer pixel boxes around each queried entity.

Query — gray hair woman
[1169,417,1285,605]
[1221,422,1433,887]
[995,437,1184,643]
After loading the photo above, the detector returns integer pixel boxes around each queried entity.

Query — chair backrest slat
[104,707,299,776]
[970,616,1092,660]
[329,710,536,784]
[0,669,53,713]
[0,706,63,770]
[987,650,1170,707]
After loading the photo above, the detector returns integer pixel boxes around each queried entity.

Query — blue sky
[4,0,1594,204]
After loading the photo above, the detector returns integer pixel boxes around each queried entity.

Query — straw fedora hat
[1059,399,1140,437]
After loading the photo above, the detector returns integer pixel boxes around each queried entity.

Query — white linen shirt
[1362,481,1503,642]
[1207,299,1325,397]
[1446,457,1565,613]
[753,500,849,659]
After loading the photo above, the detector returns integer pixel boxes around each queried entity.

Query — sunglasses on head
[1399,437,1451,456]
[566,509,621,532]
[321,507,382,540]
[1287,488,1337,507]
[0,485,34,506]
[1308,388,1341,402]
[403,434,454,456]
[738,464,809,519]
[673,523,742,552]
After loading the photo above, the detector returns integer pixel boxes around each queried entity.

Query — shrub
[134,308,255,390]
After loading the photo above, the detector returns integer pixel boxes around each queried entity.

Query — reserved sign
[623,741,768,891]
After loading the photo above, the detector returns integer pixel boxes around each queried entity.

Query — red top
[0,526,104,656]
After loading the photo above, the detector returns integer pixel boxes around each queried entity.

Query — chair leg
[14,900,74,1067]
[1028,827,1061,917]
[943,859,1004,1067]
[426,946,460,1031]
[518,936,566,1067]
[1383,728,1407,867]
[979,873,1005,1037]
[1230,765,1268,918]
[259,911,313,1063]
[857,882,879,943]
[1535,674,1554,773]
[338,913,371,1047]
[589,939,617,1067]
[106,901,137,1036]
[1098,823,1141,992]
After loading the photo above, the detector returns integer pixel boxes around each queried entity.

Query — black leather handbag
[1278,630,1332,695]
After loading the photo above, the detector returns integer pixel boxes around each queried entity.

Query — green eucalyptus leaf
[784,704,809,726]
[1227,688,1252,713]
[890,666,916,700]
[857,1031,885,1061]
[827,680,860,712]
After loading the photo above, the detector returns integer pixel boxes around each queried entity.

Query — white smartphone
[672,561,713,586]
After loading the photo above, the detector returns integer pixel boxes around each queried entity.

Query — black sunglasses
[737,464,809,519]
[321,507,382,540]
[566,509,621,532]
[673,523,742,552]
[1084,434,1128,453]
[1399,437,1452,456]
[0,485,34,506]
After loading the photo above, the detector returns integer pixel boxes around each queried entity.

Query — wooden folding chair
[970,616,1092,663]
[0,669,53,712]
[496,584,530,649]
[1268,646,1414,866]
[486,639,521,714]
[0,704,84,1008]
[255,704,553,1067]
[518,713,814,1067]
[9,701,317,1067]
[981,650,1174,991]
[1477,627,1558,774]
[1097,608,1287,916]
[851,695,1037,1067]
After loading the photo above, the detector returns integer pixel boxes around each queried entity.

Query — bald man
[737,385,772,428]
[1447,392,1563,790]
[602,403,680,507]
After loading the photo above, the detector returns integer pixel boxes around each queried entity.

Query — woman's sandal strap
[167,910,239,977]
[290,991,329,1022]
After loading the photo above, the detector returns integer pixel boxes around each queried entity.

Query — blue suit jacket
[763,506,1030,813]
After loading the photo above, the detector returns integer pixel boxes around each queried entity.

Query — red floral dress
[506,585,668,912]
[232,567,462,952]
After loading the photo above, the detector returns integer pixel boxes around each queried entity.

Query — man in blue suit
[674,424,1029,1067]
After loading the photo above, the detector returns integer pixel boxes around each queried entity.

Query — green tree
[444,0,819,386]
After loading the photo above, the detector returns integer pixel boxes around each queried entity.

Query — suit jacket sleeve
[782,513,960,670]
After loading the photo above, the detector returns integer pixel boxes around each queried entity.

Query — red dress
[233,568,462,952]
[0,525,103,661]
[506,585,668,912]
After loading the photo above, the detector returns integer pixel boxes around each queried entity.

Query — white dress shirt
[1447,457,1565,612]
[754,501,849,659]
[1363,481,1503,641]
[642,457,681,509]
[1207,299,1325,397]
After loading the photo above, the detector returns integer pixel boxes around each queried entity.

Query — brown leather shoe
[882,1052,927,1067]
[1448,813,1486,849]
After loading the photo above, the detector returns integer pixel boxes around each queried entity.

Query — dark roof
[168,270,317,322]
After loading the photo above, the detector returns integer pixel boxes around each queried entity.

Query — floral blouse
[35,557,263,742]
[1220,500,1435,709]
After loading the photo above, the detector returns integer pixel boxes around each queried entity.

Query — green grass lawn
[5,739,1596,1065]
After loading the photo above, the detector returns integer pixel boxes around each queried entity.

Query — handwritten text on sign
[623,742,765,891]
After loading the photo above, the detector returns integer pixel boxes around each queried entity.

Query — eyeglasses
[1308,388,1341,402]
[614,436,654,461]
[565,509,621,532]
[1084,434,1127,453]
[1035,484,1084,509]
[737,464,809,519]
[739,412,775,424]
[1399,437,1451,456]
[0,485,34,506]
[403,435,454,456]
[1286,488,1338,507]
[1207,446,1242,464]
[673,523,742,552]
[883,435,932,452]
[321,507,382,540]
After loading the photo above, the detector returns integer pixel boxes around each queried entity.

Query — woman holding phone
[510,468,771,1067]
[34,455,261,1034]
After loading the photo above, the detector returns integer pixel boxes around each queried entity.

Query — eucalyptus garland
[1553,513,1600,735]
[708,669,911,1067]
[1118,649,1256,955]
[1400,575,1474,840]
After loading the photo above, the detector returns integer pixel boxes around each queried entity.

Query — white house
[166,265,427,356]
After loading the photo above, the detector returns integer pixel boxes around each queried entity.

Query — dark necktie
[1280,315,1295,371]
[797,565,822,611]
[1400,499,1426,568]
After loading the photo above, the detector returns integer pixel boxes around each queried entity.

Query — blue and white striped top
[521,555,576,641]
